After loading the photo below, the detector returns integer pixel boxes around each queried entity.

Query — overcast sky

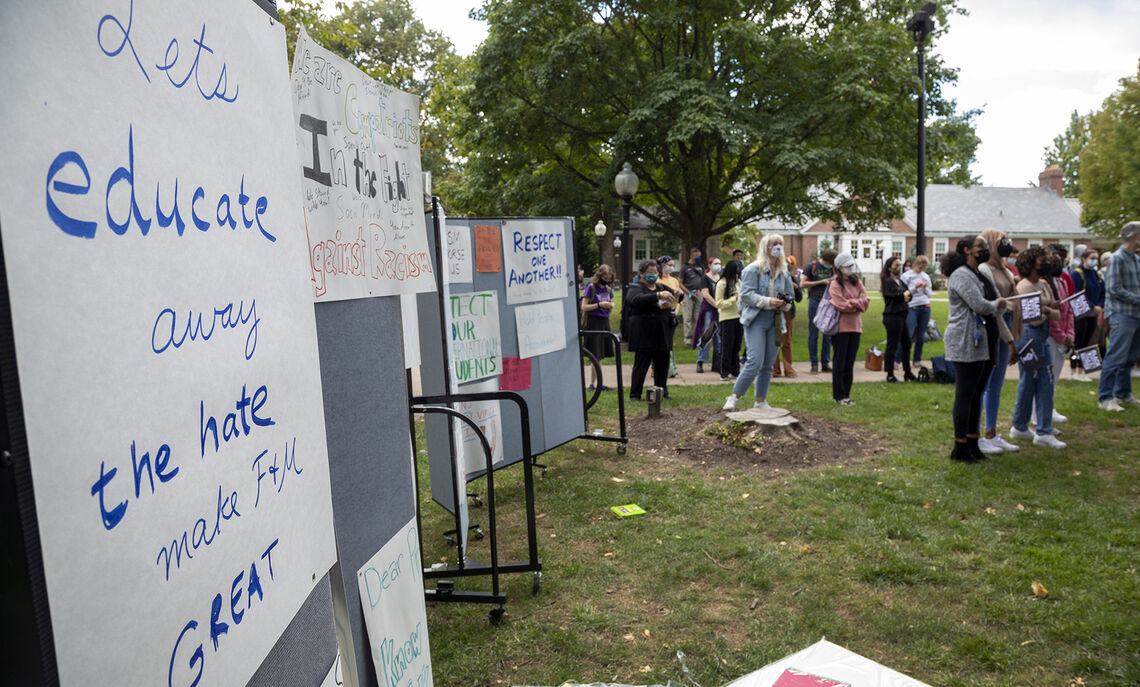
[357,0,1139,189]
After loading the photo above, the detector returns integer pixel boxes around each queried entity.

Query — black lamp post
[614,162,639,298]
[593,220,607,271]
[906,2,936,256]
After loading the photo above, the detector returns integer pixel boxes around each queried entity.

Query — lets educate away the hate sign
[0,1,338,685]
[292,27,436,301]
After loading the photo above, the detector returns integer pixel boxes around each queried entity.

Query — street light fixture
[614,162,639,300]
[906,2,936,257]
[593,219,607,271]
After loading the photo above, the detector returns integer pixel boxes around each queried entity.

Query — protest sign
[292,28,435,300]
[449,291,501,383]
[455,378,505,474]
[1018,340,1046,372]
[1064,289,1092,320]
[500,357,533,391]
[1014,291,1042,321]
[1075,345,1102,372]
[515,299,568,358]
[357,517,433,687]
[474,224,502,273]
[502,219,569,304]
[0,2,336,685]
[446,223,473,284]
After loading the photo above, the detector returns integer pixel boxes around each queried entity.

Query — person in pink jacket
[828,253,870,405]
[1041,246,1075,427]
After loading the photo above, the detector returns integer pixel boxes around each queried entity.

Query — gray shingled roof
[900,184,1089,236]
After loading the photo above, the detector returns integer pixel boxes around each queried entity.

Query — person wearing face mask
[1038,246,1075,426]
[723,234,794,410]
[1008,246,1064,449]
[976,230,1021,454]
[1069,246,1105,382]
[680,247,706,344]
[716,259,743,380]
[656,255,683,378]
[828,253,869,406]
[772,255,802,377]
[627,259,678,401]
[943,236,1014,461]
[1097,221,1140,411]
[900,254,933,367]
[692,259,722,373]
[879,256,916,383]
[581,264,616,390]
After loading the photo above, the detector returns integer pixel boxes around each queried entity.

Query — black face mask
[997,239,1013,258]
[975,248,991,264]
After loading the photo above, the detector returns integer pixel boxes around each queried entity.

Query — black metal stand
[577,330,628,453]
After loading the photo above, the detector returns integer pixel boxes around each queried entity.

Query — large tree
[449,0,974,252]
[1080,61,1140,236]
[278,0,465,187]
[1042,109,1090,198]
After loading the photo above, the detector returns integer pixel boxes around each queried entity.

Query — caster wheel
[541,467,548,477]
[488,607,507,625]
[444,535,456,547]
[532,572,543,596]
[472,527,485,540]
[617,444,627,455]
[470,496,483,507]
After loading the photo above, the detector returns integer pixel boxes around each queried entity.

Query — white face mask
[1006,257,1017,267]
[1087,259,1098,269]
[711,264,722,274]
[663,264,674,275]
[770,245,784,258]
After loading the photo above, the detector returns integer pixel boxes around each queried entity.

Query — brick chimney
[1039,165,1064,198]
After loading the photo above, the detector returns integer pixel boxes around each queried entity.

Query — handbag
[812,294,840,337]
[864,347,883,371]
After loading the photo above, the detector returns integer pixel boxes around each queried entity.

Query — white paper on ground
[722,637,933,687]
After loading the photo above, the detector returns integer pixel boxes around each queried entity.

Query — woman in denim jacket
[723,234,794,410]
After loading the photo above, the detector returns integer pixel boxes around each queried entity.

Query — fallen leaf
[606,588,616,594]
[603,552,614,557]
[1020,640,1035,646]
[923,502,932,509]
[876,481,884,486]
[549,533,557,538]
[623,634,634,642]
[639,666,652,673]
[801,545,812,553]
[1031,580,1049,598]
[1017,503,1026,511]
[721,658,728,665]
[779,541,788,546]
[749,598,759,610]
[611,477,625,483]
[1072,470,1081,476]
[643,629,651,638]
[741,493,750,499]
[985,507,998,515]
[536,513,546,519]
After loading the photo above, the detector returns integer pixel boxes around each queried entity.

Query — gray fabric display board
[418,216,585,513]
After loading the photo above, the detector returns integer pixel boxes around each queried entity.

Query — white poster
[292,27,436,300]
[401,293,421,369]
[455,379,504,475]
[0,2,337,685]
[515,300,568,359]
[357,517,433,687]
[449,290,502,384]
[445,222,473,284]
[502,219,569,304]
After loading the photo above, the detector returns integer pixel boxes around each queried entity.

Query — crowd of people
[581,220,1140,462]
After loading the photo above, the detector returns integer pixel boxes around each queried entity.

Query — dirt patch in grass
[627,406,894,472]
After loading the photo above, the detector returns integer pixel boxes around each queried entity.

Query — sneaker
[1052,409,1068,423]
[1099,399,1125,412]
[1071,372,1092,382]
[1009,427,1035,440]
[1033,434,1067,449]
[992,436,1020,452]
[977,437,1003,454]
[1118,396,1140,407]
[723,394,739,411]
[821,364,832,373]
[753,400,771,410]
[810,364,819,373]
[838,399,855,406]
[720,375,731,382]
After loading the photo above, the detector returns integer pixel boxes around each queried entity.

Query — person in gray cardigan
[942,236,1008,462]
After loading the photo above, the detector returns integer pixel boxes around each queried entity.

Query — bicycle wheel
[581,345,603,410]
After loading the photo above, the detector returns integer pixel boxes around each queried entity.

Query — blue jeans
[1012,323,1054,436]
[1098,313,1140,402]
[733,311,778,400]
[807,298,831,365]
[909,305,931,363]
[982,312,1012,431]
[696,310,717,363]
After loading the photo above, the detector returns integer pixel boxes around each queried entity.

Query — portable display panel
[418,217,585,513]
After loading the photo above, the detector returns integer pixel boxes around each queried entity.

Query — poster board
[418,217,585,514]
[0,1,339,685]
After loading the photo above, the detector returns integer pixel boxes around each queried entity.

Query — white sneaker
[1009,427,1035,440]
[1118,396,1140,407]
[992,436,1020,452]
[1071,373,1092,382]
[1033,434,1067,449]
[723,394,740,411]
[977,437,1003,454]
[1052,409,1068,423]
[1131,368,1140,378]
[1099,399,1125,412]
[753,400,771,409]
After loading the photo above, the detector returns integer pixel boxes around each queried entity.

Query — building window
[1028,240,1042,249]
[934,239,948,262]
[633,237,651,262]
[892,240,904,258]
[875,242,884,260]
[862,240,873,259]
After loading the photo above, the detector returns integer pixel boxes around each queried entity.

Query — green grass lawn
[418,379,1140,686]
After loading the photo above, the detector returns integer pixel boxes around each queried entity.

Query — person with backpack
[943,235,1012,462]
[801,249,837,373]
[1069,246,1105,382]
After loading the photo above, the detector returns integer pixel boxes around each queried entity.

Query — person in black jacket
[627,259,677,400]
[880,256,917,383]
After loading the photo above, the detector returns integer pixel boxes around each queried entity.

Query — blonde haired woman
[723,234,795,410]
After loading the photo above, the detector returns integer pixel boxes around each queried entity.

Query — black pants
[1071,316,1103,368]
[630,350,669,398]
[831,332,861,401]
[883,312,912,376]
[719,318,743,377]
[952,359,994,439]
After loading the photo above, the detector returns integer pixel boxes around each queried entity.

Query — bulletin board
[417,217,586,513]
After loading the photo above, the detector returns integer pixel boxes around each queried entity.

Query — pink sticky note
[499,357,531,391]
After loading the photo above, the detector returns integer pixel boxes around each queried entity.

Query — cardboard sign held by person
[1018,340,1046,372]
[1016,291,1042,321]
[1064,289,1092,320]
[1074,345,1102,372]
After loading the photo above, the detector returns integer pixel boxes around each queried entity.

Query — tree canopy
[1042,109,1090,198]
[1080,60,1140,236]
[447,0,976,251]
